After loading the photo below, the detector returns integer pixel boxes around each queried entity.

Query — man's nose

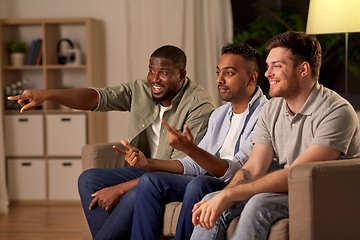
[264,68,272,78]
[217,73,225,85]
[150,72,160,83]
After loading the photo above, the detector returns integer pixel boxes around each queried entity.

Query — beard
[269,75,301,99]
[152,94,167,105]
[218,84,232,102]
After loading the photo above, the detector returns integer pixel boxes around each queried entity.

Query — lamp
[306,0,360,98]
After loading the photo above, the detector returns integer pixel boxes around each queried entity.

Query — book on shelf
[31,39,42,65]
[35,43,43,65]
[26,39,37,65]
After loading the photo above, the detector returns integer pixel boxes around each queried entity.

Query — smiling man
[189,31,360,240]
[8,45,215,240]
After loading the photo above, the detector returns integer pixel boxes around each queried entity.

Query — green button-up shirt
[92,77,216,160]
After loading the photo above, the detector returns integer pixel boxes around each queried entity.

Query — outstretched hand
[7,89,46,113]
[161,119,196,154]
[113,140,148,169]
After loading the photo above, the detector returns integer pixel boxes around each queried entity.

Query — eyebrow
[217,66,238,72]
[266,60,285,65]
[149,65,170,70]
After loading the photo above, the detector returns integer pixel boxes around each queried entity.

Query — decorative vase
[10,53,26,66]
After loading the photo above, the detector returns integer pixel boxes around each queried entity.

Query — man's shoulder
[211,102,231,116]
[181,78,215,105]
[263,97,284,110]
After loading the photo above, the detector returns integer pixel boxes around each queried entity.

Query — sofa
[81,142,360,240]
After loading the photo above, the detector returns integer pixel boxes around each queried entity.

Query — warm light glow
[306,0,360,34]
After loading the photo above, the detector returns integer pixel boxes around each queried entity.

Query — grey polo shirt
[91,77,216,160]
[253,82,360,168]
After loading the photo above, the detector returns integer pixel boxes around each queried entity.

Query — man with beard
[189,31,360,240]
[8,45,215,239]
[115,42,268,240]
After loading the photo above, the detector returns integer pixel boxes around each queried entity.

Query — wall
[1,0,131,142]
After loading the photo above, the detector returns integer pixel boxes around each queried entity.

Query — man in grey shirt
[190,31,360,240]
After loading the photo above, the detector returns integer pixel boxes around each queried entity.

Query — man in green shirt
[8,45,215,239]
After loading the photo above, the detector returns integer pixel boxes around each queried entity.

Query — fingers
[192,200,205,226]
[120,140,139,152]
[113,145,127,156]
[20,101,36,113]
[7,95,22,101]
[192,200,204,213]
[161,119,170,130]
[89,196,98,210]
[202,207,212,230]
[161,119,177,135]
[184,125,194,141]
[192,208,201,226]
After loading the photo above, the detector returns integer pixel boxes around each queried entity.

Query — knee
[183,176,213,201]
[203,191,219,201]
[242,193,276,216]
[78,168,96,188]
[185,176,208,193]
[137,172,165,192]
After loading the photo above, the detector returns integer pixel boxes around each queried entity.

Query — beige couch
[81,142,360,240]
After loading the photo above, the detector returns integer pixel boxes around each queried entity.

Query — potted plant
[6,40,27,66]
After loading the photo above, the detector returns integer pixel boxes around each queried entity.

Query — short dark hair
[221,42,261,75]
[151,45,187,70]
[265,31,322,80]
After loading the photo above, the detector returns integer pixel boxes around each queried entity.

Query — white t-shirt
[218,112,243,160]
[146,105,168,158]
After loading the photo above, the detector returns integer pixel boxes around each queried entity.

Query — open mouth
[269,80,280,86]
[152,85,164,94]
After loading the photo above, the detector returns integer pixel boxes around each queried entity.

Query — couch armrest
[288,158,360,240]
[81,142,129,171]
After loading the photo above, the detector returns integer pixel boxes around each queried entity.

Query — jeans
[190,192,289,240]
[131,172,228,240]
[78,167,147,240]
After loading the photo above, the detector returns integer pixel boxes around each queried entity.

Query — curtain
[0,86,9,214]
[126,0,233,106]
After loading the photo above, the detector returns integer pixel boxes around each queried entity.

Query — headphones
[57,38,75,64]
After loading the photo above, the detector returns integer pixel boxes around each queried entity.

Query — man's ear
[299,61,310,78]
[179,69,187,82]
[247,71,258,86]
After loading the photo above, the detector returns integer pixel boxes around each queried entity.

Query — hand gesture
[7,89,46,113]
[89,185,124,211]
[113,140,148,169]
[161,119,196,154]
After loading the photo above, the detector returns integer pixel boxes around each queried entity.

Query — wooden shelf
[1,18,107,201]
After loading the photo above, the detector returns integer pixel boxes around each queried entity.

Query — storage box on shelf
[0,18,107,202]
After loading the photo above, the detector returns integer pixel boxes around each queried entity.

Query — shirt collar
[228,86,265,117]
[297,81,320,116]
[168,77,189,109]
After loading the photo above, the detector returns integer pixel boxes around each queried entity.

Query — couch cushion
[163,202,182,237]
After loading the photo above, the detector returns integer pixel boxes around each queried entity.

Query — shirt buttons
[142,124,145,128]
[218,143,221,145]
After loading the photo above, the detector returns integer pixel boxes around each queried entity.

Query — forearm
[115,178,140,194]
[146,159,184,174]
[45,88,99,110]
[224,168,289,202]
[185,145,229,177]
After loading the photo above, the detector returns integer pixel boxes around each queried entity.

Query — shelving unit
[0,18,107,202]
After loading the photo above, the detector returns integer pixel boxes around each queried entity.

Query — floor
[0,202,84,240]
